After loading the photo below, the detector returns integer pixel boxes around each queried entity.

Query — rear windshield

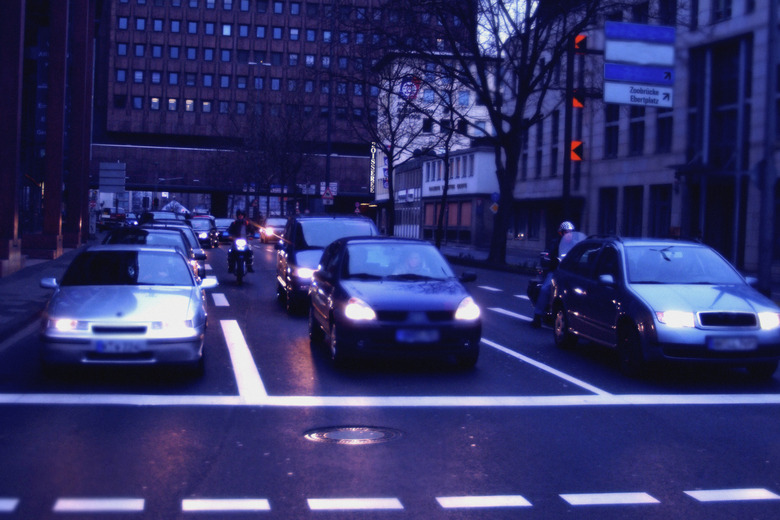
[61,250,194,286]
[297,219,378,248]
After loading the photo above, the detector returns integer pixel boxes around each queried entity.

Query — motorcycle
[229,238,252,284]
[527,231,586,319]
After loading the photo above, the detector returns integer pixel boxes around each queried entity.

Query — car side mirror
[194,249,207,261]
[598,274,615,286]
[199,277,219,290]
[40,277,59,289]
[459,271,477,283]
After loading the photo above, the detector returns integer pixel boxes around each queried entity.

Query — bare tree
[383,0,615,265]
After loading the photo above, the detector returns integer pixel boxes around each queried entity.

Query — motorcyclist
[531,220,575,328]
[227,210,256,274]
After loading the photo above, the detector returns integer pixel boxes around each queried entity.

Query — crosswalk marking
[684,488,780,502]
[182,498,271,512]
[307,498,404,510]
[53,498,144,513]
[0,499,18,513]
[561,492,659,506]
[437,495,532,508]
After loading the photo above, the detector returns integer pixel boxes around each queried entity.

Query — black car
[308,236,482,367]
[190,216,220,249]
[276,214,380,312]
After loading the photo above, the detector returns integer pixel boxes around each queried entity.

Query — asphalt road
[1,241,780,519]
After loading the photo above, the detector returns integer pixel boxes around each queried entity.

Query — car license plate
[396,329,440,343]
[94,339,146,353]
[708,336,758,351]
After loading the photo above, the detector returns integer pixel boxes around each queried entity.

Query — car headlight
[49,319,88,331]
[295,267,315,280]
[152,320,195,331]
[759,312,780,330]
[198,231,208,239]
[344,297,377,321]
[455,296,481,321]
[235,238,248,250]
[656,310,695,328]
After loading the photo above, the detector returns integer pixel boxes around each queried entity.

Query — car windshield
[190,219,211,231]
[299,219,377,248]
[60,250,195,286]
[344,243,454,281]
[625,245,744,285]
[104,230,186,252]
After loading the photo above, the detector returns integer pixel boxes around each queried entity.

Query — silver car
[551,237,780,378]
[40,245,218,375]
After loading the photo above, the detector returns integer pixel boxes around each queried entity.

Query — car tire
[456,350,479,369]
[309,306,324,345]
[276,281,286,305]
[329,321,350,367]
[746,361,778,380]
[617,322,646,377]
[553,306,577,349]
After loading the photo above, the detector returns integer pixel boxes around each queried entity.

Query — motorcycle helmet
[558,221,575,234]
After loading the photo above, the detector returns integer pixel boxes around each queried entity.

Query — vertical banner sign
[603,22,676,108]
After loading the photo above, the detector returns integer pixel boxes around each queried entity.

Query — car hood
[46,285,198,321]
[630,283,778,313]
[341,279,469,310]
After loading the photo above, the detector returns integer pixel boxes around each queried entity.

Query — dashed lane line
[560,492,660,506]
[684,488,780,502]
[436,495,532,508]
[211,293,229,306]
[0,499,19,513]
[307,498,404,511]
[488,306,533,322]
[52,498,145,513]
[478,285,503,292]
[182,498,271,512]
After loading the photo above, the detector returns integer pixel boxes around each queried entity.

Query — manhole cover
[304,426,403,445]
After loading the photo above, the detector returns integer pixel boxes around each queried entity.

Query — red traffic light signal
[573,89,584,108]
[571,141,583,161]
[575,34,587,53]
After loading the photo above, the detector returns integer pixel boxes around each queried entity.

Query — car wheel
[746,361,778,380]
[456,349,479,369]
[329,321,350,366]
[309,305,324,345]
[553,306,577,349]
[276,281,286,304]
[285,287,298,314]
[617,322,646,377]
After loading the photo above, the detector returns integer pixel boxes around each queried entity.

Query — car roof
[339,236,430,246]
[86,244,185,254]
[585,236,707,248]
[287,214,374,222]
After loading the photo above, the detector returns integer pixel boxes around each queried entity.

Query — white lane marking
[0,498,19,512]
[212,293,229,306]
[482,338,612,396]
[684,488,780,502]
[307,498,403,510]
[5,392,780,408]
[205,263,212,270]
[489,307,532,322]
[437,495,532,508]
[53,498,144,512]
[478,285,502,292]
[515,294,530,300]
[561,492,659,505]
[220,320,267,403]
[182,498,271,512]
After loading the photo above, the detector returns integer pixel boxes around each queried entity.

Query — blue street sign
[604,63,674,86]
[605,21,675,44]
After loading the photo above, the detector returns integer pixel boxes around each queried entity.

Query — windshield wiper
[386,273,438,281]
[347,273,383,280]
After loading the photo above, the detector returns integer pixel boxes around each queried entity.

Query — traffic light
[571,141,583,161]
[572,89,584,108]
[574,34,587,53]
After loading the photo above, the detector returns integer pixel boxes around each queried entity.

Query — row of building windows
[114,94,369,118]
[119,1,300,14]
[118,17,372,45]
[423,154,477,183]
[115,43,367,71]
